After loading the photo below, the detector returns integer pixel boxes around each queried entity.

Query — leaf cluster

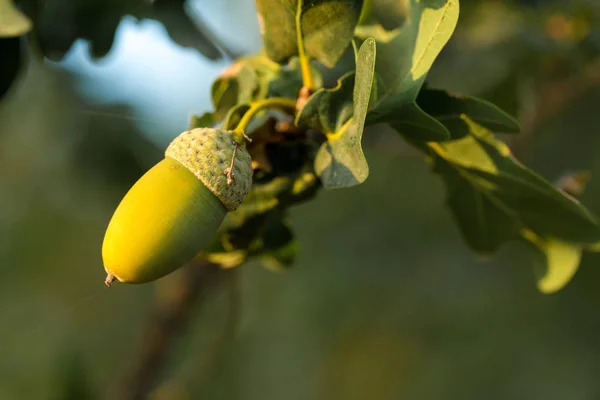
[193,0,600,294]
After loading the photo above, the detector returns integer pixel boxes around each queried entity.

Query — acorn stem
[232,97,296,141]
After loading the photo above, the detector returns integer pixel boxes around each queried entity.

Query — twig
[105,259,223,400]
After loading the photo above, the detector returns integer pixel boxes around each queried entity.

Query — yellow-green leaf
[0,0,32,38]
[522,230,583,294]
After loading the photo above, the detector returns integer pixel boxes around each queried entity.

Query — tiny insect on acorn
[102,128,252,286]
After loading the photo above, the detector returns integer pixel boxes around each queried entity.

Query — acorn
[102,128,252,286]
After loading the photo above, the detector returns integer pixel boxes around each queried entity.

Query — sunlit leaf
[255,0,364,67]
[360,0,459,142]
[296,38,376,188]
[0,0,32,38]
[205,249,248,269]
[522,230,583,294]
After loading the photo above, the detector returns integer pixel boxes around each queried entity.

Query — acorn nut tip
[105,274,115,287]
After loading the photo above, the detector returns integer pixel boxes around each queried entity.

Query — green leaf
[222,104,251,131]
[0,0,32,38]
[522,230,583,294]
[221,177,292,233]
[211,74,245,121]
[359,0,459,141]
[206,169,316,270]
[211,55,279,120]
[202,240,248,269]
[356,0,408,33]
[259,240,298,271]
[255,0,364,67]
[254,215,298,271]
[383,102,449,141]
[189,112,216,129]
[417,87,521,139]
[31,1,221,61]
[150,0,222,60]
[427,116,600,254]
[362,0,459,102]
[268,57,323,99]
[296,72,356,133]
[254,0,296,65]
[203,139,320,270]
[432,155,516,253]
[211,55,322,122]
[296,38,376,189]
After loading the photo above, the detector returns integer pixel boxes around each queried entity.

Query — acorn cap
[165,128,252,211]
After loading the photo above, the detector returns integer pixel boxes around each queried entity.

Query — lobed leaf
[427,117,600,256]
[359,0,459,142]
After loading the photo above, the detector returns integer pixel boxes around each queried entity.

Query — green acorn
[102,128,252,286]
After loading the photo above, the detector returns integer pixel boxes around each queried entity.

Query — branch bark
[105,258,224,400]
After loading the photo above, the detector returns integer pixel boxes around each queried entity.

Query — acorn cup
[102,128,252,286]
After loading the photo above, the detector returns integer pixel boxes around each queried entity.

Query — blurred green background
[2,0,600,398]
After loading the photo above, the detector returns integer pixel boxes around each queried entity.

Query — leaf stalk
[232,97,297,141]
[296,0,315,91]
